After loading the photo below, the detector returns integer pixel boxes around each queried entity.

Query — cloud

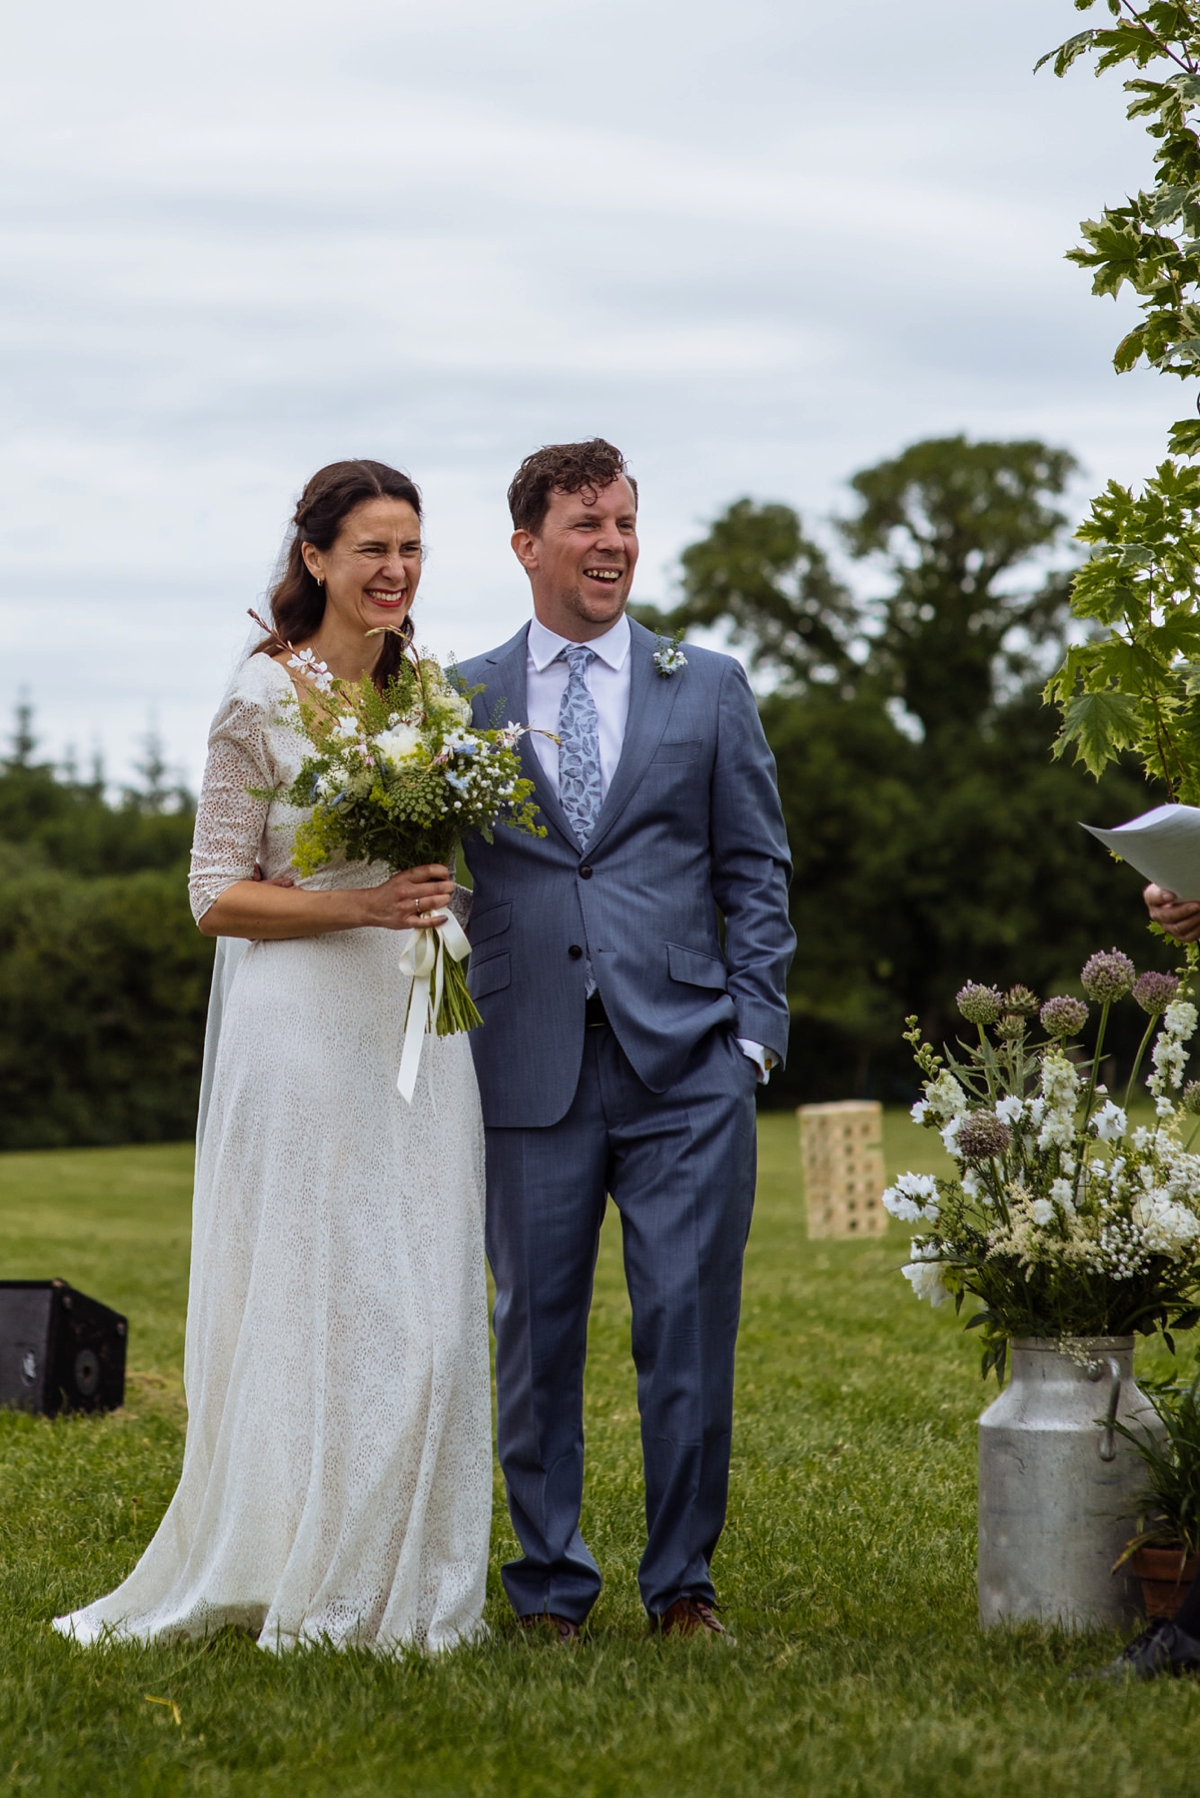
[0,0,1184,780]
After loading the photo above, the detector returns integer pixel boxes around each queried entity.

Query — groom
[458,439,793,1640]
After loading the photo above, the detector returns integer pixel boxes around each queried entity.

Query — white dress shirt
[523,612,772,1084]
[526,613,631,800]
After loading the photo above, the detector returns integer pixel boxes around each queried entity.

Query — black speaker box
[0,1280,127,1416]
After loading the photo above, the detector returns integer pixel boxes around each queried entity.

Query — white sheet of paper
[1082,804,1200,900]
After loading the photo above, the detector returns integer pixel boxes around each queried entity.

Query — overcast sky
[0,0,1186,785]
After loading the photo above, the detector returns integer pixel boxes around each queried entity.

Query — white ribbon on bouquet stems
[395,908,472,1102]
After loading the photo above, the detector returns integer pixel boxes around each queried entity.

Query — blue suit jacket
[457,618,794,1129]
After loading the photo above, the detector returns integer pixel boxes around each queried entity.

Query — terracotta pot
[1130,1546,1200,1620]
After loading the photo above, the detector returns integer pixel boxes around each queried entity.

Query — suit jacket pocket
[666,942,728,990]
[469,950,511,1000]
[651,739,700,763]
[469,901,512,947]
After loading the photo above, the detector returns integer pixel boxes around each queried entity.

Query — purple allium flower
[1133,970,1181,1016]
[1040,994,1089,1038]
[1184,1081,1200,1116]
[1003,985,1040,1017]
[957,982,1004,1027]
[955,1112,1012,1160]
[1080,949,1136,1003]
[996,1015,1026,1043]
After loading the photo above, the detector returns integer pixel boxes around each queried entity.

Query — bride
[54,459,492,1652]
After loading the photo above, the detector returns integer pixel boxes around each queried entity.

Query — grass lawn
[1,1113,1199,1796]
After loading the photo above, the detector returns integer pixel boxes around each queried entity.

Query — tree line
[0,435,1174,1147]
[0,713,212,1148]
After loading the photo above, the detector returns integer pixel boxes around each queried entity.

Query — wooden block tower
[797,1100,886,1240]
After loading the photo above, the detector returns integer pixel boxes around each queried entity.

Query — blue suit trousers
[485,1020,758,1622]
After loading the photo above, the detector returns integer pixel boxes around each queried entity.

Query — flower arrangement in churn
[889,949,1200,1381]
[259,633,543,1097]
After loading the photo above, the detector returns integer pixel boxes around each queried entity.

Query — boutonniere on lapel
[653,628,688,678]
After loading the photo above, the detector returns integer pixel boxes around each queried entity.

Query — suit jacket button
[568,944,584,959]
[579,865,593,879]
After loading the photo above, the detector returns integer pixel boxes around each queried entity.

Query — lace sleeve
[188,689,274,924]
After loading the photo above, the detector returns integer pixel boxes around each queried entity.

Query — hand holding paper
[1081,804,1200,941]
[1082,804,1200,902]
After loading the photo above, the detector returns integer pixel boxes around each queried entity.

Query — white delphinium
[881,1172,941,1224]
[902,1241,951,1307]
[333,715,361,741]
[995,1094,1025,1126]
[1092,1100,1127,1143]
[940,1115,964,1156]
[1167,1000,1199,1039]
[923,1071,968,1123]
[1050,1177,1076,1213]
[1038,1050,1081,1150]
[1148,1000,1200,1116]
[1030,1198,1057,1227]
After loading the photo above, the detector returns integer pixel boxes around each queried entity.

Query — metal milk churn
[978,1337,1164,1630]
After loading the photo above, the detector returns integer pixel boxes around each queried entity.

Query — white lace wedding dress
[54,652,492,1652]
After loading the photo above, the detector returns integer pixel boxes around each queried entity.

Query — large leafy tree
[641,438,1170,1103]
[841,437,1078,739]
[1039,2,1200,801]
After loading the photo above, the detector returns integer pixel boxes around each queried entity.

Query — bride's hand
[358,865,456,931]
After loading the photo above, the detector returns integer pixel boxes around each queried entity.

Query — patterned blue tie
[556,644,602,846]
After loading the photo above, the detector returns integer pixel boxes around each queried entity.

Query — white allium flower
[1092,1101,1128,1143]
[995,1095,1025,1125]
[373,723,423,770]
[1030,1198,1056,1227]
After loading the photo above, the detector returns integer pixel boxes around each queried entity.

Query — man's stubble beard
[557,581,628,629]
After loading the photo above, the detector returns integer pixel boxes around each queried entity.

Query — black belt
[585,990,609,1029]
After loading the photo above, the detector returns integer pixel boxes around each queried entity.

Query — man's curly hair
[507,438,637,536]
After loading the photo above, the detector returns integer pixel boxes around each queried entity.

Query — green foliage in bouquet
[267,646,542,879]
[258,641,544,1039]
[1040,2,1200,802]
[891,949,1200,1382]
[1111,1367,1200,1557]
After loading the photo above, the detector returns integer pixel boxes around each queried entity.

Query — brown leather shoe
[656,1597,734,1642]
[518,1611,581,1644]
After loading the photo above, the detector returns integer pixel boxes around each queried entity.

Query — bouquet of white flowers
[891,949,1200,1381]
[260,638,543,1096]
